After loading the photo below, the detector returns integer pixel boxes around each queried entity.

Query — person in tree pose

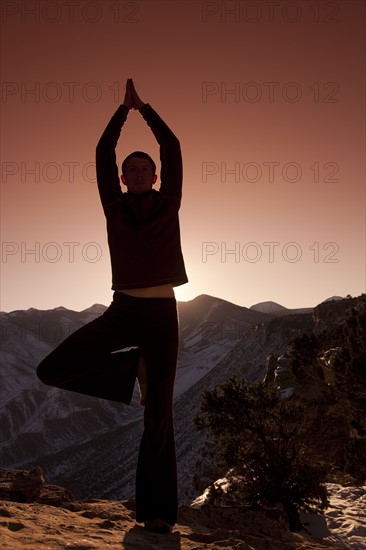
[37,78,188,534]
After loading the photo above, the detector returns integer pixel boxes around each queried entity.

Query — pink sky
[1,0,365,311]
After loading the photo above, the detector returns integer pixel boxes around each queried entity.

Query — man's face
[121,157,157,194]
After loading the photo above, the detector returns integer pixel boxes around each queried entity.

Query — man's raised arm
[95,79,134,213]
[130,80,183,200]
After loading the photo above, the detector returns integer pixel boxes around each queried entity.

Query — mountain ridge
[1,293,362,503]
[1,292,347,315]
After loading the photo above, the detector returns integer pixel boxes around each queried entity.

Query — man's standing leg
[135,297,179,528]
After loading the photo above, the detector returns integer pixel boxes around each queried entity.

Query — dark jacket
[96,103,188,290]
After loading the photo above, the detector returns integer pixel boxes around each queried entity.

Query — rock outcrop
[1,468,365,549]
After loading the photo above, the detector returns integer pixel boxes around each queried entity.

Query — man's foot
[144,519,173,534]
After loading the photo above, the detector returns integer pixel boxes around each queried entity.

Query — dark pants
[36,291,179,525]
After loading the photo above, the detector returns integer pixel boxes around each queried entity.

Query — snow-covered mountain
[1,294,358,503]
[176,294,270,395]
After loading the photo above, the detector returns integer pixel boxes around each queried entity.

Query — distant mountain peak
[321,296,344,303]
[250,301,287,313]
[80,304,107,315]
[187,294,222,305]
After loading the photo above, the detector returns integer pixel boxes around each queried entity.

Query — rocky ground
[0,479,364,549]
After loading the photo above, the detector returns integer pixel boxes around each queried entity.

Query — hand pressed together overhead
[123,78,145,111]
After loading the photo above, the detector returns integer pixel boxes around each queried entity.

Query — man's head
[121,151,157,194]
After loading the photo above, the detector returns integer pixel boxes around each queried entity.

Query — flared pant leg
[134,297,179,526]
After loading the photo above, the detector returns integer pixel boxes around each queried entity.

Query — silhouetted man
[37,78,188,534]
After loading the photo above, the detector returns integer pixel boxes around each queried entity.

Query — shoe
[144,519,173,534]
